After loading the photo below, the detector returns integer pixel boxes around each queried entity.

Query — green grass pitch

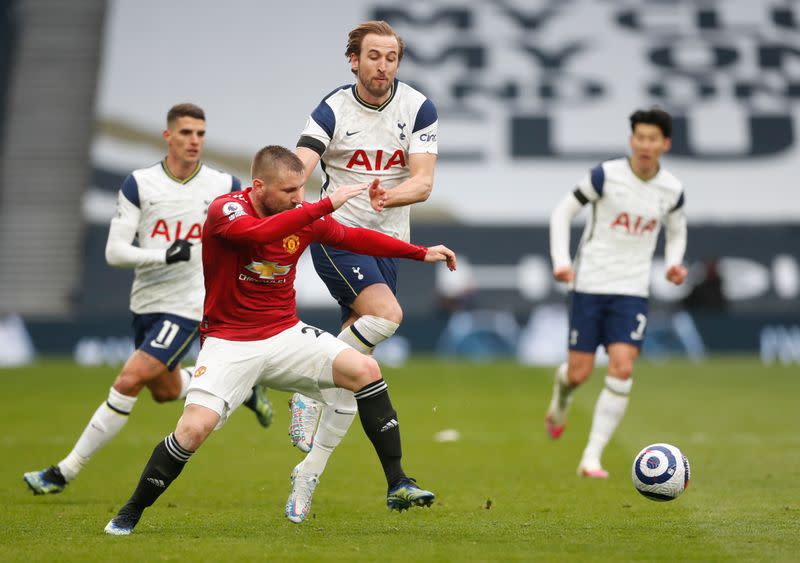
[0,358,798,561]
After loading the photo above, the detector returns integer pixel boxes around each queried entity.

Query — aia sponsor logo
[346,149,406,171]
[610,212,657,235]
[150,219,202,242]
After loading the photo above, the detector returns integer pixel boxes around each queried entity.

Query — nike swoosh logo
[345,130,360,136]
[334,409,356,415]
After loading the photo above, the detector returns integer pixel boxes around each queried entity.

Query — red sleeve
[211,198,334,244]
[318,222,427,261]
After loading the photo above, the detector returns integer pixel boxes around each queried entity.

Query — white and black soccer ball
[631,443,690,501]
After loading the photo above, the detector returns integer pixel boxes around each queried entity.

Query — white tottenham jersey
[298,79,438,242]
[569,158,685,297]
[110,161,240,320]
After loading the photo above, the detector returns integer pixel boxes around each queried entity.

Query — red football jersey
[200,188,427,341]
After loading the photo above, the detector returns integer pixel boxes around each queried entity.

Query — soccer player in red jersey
[104,145,456,534]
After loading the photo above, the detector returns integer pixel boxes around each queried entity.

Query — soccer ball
[631,443,690,501]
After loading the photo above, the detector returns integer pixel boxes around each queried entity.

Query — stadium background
[0,0,798,366]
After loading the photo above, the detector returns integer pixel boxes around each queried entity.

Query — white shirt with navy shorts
[110,161,240,368]
[563,158,685,352]
[297,79,438,322]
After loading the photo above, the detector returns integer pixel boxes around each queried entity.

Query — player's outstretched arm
[328,183,369,210]
[322,223,426,261]
[424,244,457,271]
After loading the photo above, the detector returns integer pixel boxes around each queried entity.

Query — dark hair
[251,145,305,182]
[345,20,404,65]
[630,107,672,138]
[166,103,205,126]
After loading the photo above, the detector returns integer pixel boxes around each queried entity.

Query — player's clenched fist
[553,265,575,283]
[368,178,386,213]
[666,264,687,285]
[165,239,192,264]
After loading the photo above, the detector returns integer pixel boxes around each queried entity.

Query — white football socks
[300,315,399,475]
[58,386,137,481]
[580,375,633,469]
[300,388,357,476]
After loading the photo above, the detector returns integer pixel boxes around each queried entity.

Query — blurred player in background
[545,107,688,478]
[23,103,273,495]
[286,20,439,523]
[104,145,456,535]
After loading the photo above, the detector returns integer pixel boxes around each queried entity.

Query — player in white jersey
[545,108,688,478]
[23,104,273,495]
[284,21,439,523]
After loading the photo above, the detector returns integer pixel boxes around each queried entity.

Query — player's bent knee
[567,363,594,385]
[115,353,170,395]
[332,350,381,391]
[385,306,403,326]
[359,314,400,341]
[174,426,208,452]
[567,352,595,385]
[175,403,220,450]
[149,387,180,403]
[354,287,403,324]
[362,356,381,382]
[349,355,381,388]
[609,365,634,379]
[361,305,402,325]
[570,371,591,386]
[145,370,183,403]
[113,372,147,397]
[608,358,635,379]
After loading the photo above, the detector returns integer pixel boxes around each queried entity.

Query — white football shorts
[186,321,350,428]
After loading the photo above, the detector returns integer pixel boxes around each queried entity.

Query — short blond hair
[251,145,304,183]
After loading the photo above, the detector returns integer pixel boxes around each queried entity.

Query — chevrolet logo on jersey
[245,261,292,279]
